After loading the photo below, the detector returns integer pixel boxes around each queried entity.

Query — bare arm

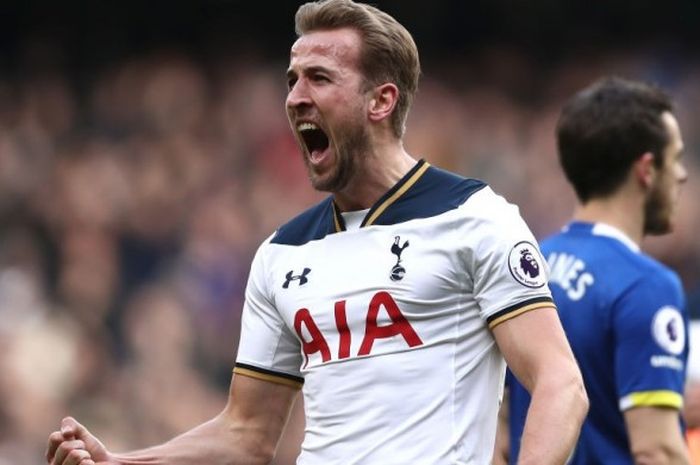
[625,406,689,465]
[492,387,510,465]
[492,306,588,465]
[47,374,299,465]
[683,381,700,428]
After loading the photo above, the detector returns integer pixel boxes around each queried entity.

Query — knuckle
[58,442,75,454]
[67,448,85,460]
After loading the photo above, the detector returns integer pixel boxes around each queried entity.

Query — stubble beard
[308,119,371,193]
[643,180,673,235]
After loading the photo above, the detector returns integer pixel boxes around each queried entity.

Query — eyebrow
[286,65,334,79]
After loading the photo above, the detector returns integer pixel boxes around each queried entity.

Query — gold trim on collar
[364,161,431,227]
[332,203,343,232]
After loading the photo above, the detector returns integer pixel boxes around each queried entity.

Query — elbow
[629,445,684,465]
[570,370,589,425]
[548,366,588,428]
[216,414,277,465]
[547,363,588,421]
[574,374,589,416]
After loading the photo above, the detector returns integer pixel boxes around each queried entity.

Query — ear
[633,152,656,189]
[367,83,399,124]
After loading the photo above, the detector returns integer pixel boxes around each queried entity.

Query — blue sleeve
[613,269,688,411]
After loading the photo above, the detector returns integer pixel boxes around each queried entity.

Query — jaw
[291,119,333,170]
[306,146,341,192]
[307,144,334,169]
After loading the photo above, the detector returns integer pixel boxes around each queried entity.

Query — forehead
[661,111,683,154]
[289,28,362,71]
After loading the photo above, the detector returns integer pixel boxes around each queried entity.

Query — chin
[308,172,339,193]
[643,217,673,236]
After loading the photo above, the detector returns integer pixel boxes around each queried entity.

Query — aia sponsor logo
[293,291,423,367]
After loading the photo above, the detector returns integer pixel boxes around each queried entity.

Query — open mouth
[298,122,330,161]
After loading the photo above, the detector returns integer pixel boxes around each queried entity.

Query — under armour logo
[390,236,410,281]
[283,268,311,288]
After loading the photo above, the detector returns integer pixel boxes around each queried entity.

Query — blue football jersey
[508,221,688,464]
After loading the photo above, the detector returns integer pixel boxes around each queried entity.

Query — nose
[286,78,312,111]
[678,161,689,184]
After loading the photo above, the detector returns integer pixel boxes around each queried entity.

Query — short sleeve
[614,270,687,411]
[466,189,554,328]
[234,239,304,388]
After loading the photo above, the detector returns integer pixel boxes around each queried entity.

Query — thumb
[60,416,109,460]
[60,416,84,439]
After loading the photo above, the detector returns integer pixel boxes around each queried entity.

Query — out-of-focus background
[1,1,699,463]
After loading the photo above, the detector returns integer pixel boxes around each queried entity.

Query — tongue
[310,147,329,163]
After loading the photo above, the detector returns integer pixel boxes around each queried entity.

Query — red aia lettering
[358,291,423,355]
[335,300,351,359]
[294,308,331,368]
[294,292,422,364]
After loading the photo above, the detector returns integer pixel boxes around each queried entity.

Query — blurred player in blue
[497,77,690,464]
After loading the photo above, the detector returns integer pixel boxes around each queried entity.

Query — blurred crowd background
[2,1,700,464]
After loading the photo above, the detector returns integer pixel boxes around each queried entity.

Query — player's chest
[268,226,470,364]
[272,226,464,305]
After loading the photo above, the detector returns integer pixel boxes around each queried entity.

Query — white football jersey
[235,160,552,465]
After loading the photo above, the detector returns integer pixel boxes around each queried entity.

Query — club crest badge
[390,236,410,281]
[508,241,547,288]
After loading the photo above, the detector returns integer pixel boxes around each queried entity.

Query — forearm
[492,390,510,465]
[112,414,275,465]
[626,406,690,465]
[631,446,690,465]
[517,374,588,465]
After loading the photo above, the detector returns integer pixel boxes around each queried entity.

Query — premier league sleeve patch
[652,306,686,356]
[508,241,547,289]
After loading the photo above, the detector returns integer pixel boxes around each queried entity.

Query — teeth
[297,122,318,132]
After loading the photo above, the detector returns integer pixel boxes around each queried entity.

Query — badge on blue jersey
[652,306,686,355]
[508,241,547,288]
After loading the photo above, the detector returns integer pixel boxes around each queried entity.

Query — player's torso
[266,208,503,465]
[267,210,486,372]
[542,222,681,462]
[240,163,551,464]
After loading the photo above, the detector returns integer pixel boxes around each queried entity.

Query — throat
[340,208,370,231]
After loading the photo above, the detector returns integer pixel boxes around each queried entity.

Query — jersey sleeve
[466,188,554,328]
[614,270,688,411]
[234,238,304,388]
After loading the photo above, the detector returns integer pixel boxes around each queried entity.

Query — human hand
[46,417,113,465]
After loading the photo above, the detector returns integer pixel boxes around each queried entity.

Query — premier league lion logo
[519,249,540,278]
[508,241,547,288]
[667,319,678,342]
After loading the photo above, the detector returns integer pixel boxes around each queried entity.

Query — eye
[287,76,298,91]
[312,74,330,83]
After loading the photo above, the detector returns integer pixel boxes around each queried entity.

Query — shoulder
[631,255,684,296]
[410,164,488,211]
[270,197,337,247]
[370,163,488,226]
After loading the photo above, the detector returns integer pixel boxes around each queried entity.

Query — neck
[573,191,645,245]
[333,139,417,211]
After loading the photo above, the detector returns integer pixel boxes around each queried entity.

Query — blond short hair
[295,0,421,138]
